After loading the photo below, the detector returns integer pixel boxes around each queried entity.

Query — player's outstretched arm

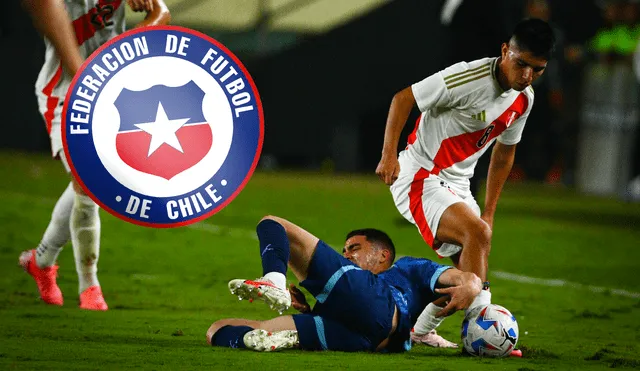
[482,141,517,229]
[433,269,482,317]
[375,87,416,185]
[22,0,84,76]
[131,0,171,28]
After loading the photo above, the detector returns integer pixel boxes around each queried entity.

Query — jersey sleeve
[411,60,493,113]
[402,258,454,293]
[411,72,452,112]
[497,90,534,145]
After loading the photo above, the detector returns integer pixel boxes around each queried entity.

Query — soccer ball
[461,304,519,357]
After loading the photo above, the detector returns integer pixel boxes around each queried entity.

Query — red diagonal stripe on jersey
[72,0,123,45]
[407,113,423,146]
[42,65,63,134]
[431,93,528,174]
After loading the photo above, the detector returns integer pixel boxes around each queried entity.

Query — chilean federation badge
[62,26,264,227]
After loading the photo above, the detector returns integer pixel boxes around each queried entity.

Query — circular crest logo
[62,26,263,228]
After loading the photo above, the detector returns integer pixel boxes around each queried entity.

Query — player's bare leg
[449,251,461,267]
[207,316,299,351]
[207,316,296,341]
[436,202,493,311]
[435,202,492,281]
[411,204,490,348]
[70,177,107,311]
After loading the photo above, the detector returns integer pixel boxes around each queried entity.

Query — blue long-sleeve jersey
[377,256,452,352]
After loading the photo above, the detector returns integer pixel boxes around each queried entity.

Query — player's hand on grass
[376,154,400,185]
[289,284,311,313]
[434,278,482,318]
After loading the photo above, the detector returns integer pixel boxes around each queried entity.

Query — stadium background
[3,0,640,196]
[1,0,639,370]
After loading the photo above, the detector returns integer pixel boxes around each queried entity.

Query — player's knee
[206,320,229,345]
[465,220,492,250]
[259,215,287,225]
[258,215,287,233]
[476,221,492,249]
[74,193,98,213]
[260,215,278,223]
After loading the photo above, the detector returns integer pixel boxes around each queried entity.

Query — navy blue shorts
[291,241,396,352]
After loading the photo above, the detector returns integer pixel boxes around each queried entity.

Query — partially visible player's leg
[432,194,481,268]
[19,122,70,306]
[290,314,376,352]
[392,163,491,280]
[207,316,298,351]
[409,191,492,347]
[59,151,107,311]
[256,215,320,281]
[35,182,74,268]
[22,113,106,309]
[410,295,458,348]
[435,203,491,281]
[229,215,320,312]
[207,314,374,352]
[206,318,263,347]
[390,162,484,345]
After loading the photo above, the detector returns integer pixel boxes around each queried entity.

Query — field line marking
[492,271,640,299]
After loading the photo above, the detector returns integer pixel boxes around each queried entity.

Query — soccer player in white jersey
[19,0,170,310]
[375,18,555,347]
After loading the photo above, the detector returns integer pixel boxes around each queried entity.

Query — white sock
[71,193,101,294]
[413,303,445,335]
[466,290,492,315]
[263,272,286,290]
[36,182,74,268]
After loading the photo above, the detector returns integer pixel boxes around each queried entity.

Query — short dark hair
[510,18,556,60]
[345,228,396,263]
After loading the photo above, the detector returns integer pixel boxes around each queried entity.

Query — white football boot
[410,329,459,348]
[243,329,299,352]
[229,278,292,314]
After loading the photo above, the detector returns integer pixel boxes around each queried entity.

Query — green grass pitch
[0,151,639,370]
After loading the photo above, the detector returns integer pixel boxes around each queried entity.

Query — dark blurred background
[1,0,639,200]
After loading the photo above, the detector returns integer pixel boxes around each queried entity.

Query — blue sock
[211,325,252,348]
[256,219,290,276]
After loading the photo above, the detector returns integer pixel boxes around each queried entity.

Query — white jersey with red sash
[390,57,534,253]
[35,0,125,154]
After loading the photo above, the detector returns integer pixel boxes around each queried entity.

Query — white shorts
[390,151,481,258]
[39,98,70,173]
[49,121,72,173]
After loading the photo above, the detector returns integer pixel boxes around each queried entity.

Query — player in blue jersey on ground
[206,215,487,352]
